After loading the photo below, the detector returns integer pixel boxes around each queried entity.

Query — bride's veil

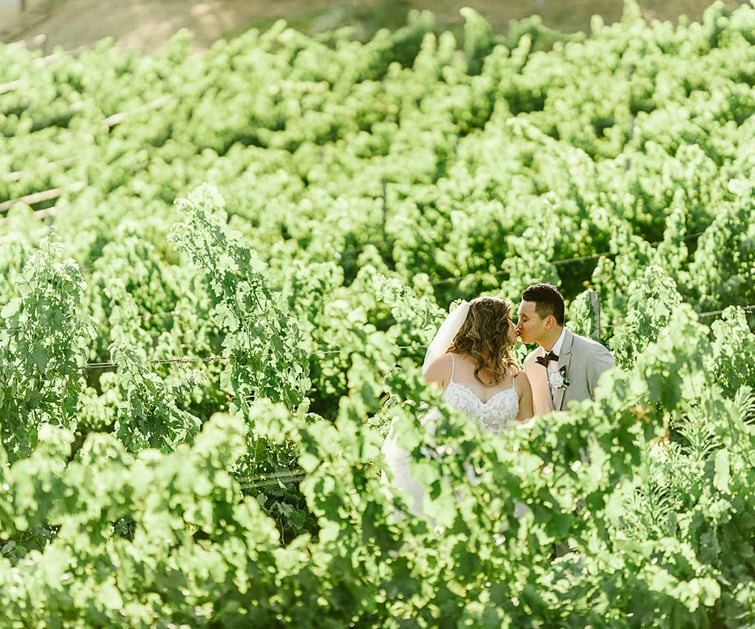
[421,301,470,374]
[383,300,470,519]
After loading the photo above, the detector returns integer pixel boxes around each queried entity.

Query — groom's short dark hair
[522,283,565,325]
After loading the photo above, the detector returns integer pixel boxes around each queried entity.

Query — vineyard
[0,0,754,625]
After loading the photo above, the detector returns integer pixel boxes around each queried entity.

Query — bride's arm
[514,371,534,422]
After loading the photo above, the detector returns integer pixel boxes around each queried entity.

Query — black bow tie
[535,350,559,367]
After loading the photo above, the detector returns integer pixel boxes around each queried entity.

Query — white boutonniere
[549,366,570,390]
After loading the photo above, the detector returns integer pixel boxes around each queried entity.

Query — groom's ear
[544,314,556,329]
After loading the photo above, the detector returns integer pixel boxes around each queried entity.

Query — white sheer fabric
[380,423,427,517]
[422,301,470,374]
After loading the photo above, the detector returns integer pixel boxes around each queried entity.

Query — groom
[517,283,614,414]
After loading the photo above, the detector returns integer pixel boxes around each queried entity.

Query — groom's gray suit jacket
[526,328,615,412]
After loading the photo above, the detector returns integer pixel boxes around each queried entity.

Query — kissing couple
[423,282,615,426]
[382,283,614,514]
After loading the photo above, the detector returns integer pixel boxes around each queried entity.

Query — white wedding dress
[381,355,519,515]
[442,356,519,434]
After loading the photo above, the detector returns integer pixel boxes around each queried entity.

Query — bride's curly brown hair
[447,297,518,385]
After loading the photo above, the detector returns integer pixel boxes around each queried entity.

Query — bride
[382,296,534,515]
[423,296,534,431]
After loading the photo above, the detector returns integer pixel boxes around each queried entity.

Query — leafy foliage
[0,239,92,461]
[0,1,753,625]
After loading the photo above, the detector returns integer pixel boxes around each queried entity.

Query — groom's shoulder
[570,330,604,347]
[567,329,613,356]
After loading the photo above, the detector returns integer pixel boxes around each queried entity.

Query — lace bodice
[443,382,518,433]
[443,356,519,434]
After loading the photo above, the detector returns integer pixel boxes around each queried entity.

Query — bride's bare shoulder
[513,369,532,388]
[424,353,454,387]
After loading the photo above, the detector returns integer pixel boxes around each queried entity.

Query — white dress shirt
[547,329,567,406]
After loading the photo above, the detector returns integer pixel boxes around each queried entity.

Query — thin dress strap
[449,354,455,383]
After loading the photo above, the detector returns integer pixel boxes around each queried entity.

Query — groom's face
[516,300,546,345]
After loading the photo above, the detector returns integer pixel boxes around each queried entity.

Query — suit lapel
[554,330,574,410]
[540,350,555,412]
